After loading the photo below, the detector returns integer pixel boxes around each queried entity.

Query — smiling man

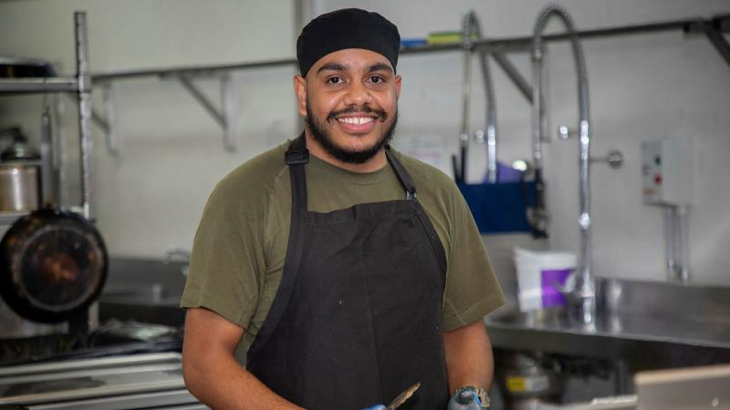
[180,8,505,410]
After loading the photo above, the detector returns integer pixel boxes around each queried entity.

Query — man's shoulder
[216,142,289,195]
[207,142,290,212]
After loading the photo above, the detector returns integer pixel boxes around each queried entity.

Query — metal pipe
[75,11,94,221]
[93,58,298,82]
[664,206,677,281]
[532,4,594,324]
[462,10,499,183]
[0,78,79,94]
[458,12,473,183]
[676,205,691,283]
[531,48,544,171]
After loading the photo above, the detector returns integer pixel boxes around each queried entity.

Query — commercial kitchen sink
[484,277,730,369]
[99,258,188,327]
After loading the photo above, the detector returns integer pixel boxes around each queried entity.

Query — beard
[305,101,398,164]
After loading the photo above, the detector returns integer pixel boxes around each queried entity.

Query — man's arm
[442,318,494,393]
[182,307,303,409]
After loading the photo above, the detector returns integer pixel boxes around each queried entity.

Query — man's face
[294,49,402,164]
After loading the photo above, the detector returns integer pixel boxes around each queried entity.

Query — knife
[386,382,421,410]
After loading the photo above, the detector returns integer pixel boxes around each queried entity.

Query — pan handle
[40,110,56,207]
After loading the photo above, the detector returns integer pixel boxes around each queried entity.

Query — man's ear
[395,74,402,100]
[293,75,308,117]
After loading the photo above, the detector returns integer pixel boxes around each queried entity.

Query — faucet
[454,10,498,184]
[532,4,595,325]
[163,246,191,276]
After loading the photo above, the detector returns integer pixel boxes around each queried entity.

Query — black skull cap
[297,8,400,77]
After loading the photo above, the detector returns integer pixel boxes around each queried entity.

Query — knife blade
[386,382,421,410]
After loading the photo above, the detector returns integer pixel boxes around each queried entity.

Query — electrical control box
[641,139,692,206]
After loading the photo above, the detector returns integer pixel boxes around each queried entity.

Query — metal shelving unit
[0,12,95,226]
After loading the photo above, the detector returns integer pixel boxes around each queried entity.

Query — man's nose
[343,81,372,106]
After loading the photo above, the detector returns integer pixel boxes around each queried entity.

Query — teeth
[338,117,374,125]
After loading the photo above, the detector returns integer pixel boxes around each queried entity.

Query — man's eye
[369,76,384,84]
[327,77,343,85]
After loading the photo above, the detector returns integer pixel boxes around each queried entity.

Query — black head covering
[296,8,401,77]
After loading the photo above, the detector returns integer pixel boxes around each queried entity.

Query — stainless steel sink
[98,258,187,327]
[485,277,730,369]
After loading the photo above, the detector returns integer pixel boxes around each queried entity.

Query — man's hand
[446,389,482,410]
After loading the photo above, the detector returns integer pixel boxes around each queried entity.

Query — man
[181,8,505,410]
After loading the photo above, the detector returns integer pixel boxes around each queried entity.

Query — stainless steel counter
[0,352,205,409]
[485,277,730,369]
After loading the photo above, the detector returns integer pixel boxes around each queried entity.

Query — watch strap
[453,386,490,409]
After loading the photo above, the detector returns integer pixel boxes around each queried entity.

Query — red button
[654,174,662,185]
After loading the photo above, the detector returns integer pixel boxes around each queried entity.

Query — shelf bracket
[684,16,730,69]
[177,74,238,152]
[703,23,730,68]
[492,52,534,104]
[101,83,119,156]
[64,92,118,156]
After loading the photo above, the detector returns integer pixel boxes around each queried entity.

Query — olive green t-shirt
[181,141,505,354]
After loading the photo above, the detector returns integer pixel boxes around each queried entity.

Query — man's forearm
[442,319,495,393]
[182,308,303,409]
[187,358,299,409]
[183,350,302,409]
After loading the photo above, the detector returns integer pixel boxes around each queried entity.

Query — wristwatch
[453,386,490,409]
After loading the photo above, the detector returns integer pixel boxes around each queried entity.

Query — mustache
[326,106,387,122]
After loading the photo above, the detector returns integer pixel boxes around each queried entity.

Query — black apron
[247,135,450,409]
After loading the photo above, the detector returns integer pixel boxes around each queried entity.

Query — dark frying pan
[0,209,108,323]
[0,112,107,324]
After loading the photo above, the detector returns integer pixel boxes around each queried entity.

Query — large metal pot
[0,162,40,213]
[0,128,41,213]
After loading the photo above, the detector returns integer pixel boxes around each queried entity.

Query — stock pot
[0,129,41,213]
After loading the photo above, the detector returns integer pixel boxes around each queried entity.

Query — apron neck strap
[286,134,309,214]
[285,132,309,165]
[385,146,417,199]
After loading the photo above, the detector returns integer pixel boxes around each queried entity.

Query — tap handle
[557,125,576,140]
[473,129,485,144]
[590,149,623,169]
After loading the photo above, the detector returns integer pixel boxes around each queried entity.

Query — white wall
[1,0,729,285]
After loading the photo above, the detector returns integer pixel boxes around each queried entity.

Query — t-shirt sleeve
[179,175,265,330]
[441,187,506,331]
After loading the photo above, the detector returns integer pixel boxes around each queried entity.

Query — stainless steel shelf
[0,78,79,94]
[89,14,730,82]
